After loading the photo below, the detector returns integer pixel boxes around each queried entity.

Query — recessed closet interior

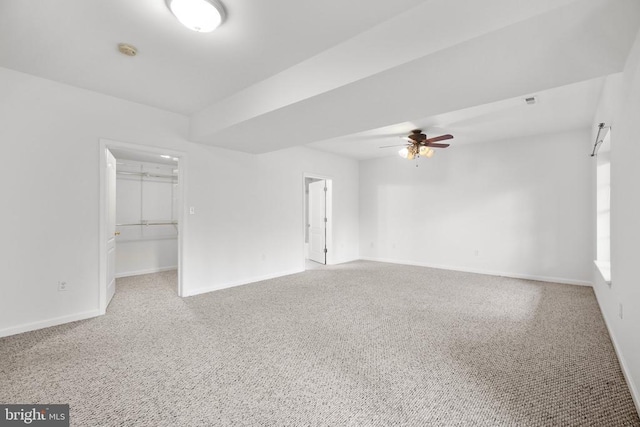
[110,148,179,290]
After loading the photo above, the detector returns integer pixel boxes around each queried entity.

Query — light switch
[189,207,195,215]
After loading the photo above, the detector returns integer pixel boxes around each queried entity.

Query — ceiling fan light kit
[393,129,453,160]
[419,146,435,158]
[166,0,225,32]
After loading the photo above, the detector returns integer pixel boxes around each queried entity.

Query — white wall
[182,145,359,295]
[0,67,359,336]
[592,29,640,412]
[359,129,594,285]
[116,239,177,277]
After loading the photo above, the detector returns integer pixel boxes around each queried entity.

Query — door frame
[302,173,333,266]
[99,138,187,314]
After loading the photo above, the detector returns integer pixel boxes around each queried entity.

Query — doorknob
[114,231,121,236]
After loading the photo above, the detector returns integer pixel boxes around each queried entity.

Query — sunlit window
[595,129,611,283]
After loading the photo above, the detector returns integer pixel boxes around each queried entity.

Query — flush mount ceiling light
[166,0,225,32]
[380,130,454,160]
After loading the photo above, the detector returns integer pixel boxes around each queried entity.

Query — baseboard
[360,257,593,287]
[184,268,304,297]
[116,266,177,279]
[593,281,640,416]
[0,309,102,338]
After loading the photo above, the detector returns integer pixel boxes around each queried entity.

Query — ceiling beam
[189,0,640,153]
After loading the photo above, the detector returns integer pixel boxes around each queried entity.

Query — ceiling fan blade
[379,144,408,148]
[425,134,453,143]
[425,143,450,148]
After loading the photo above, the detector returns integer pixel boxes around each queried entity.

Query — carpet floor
[1,261,638,426]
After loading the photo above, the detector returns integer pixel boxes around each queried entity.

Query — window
[595,129,611,284]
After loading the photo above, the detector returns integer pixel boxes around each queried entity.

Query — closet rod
[116,221,178,226]
[116,171,177,179]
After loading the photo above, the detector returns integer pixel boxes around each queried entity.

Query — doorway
[99,139,185,314]
[304,175,332,269]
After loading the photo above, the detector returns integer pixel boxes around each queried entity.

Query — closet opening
[99,140,185,314]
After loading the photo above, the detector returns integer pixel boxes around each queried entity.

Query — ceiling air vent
[524,96,537,105]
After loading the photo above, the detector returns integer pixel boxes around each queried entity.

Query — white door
[308,180,326,264]
[106,150,117,307]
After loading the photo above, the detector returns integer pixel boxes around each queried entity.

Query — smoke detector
[118,43,138,57]
[524,96,537,105]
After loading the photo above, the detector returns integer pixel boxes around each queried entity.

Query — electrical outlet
[619,303,623,319]
[58,281,68,291]
[189,207,195,215]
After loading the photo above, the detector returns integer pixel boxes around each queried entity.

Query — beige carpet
[1,261,638,426]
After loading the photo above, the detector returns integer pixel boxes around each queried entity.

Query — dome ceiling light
[166,0,226,33]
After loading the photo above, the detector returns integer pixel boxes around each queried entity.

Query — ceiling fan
[381,129,453,159]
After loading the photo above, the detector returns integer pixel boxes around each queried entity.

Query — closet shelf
[117,221,177,226]
[116,236,178,243]
[116,171,177,179]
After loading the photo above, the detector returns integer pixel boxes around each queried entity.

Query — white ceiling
[1,0,639,157]
[0,0,423,115]
[307,77,606,159]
